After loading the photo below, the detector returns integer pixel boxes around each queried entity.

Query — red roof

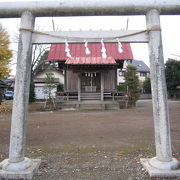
[65,57,116,65]
[48,43,133,61]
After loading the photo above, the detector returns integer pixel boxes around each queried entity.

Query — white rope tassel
[84,40,91,55]
[101,39,107,58]
[65,39,71,57]
[117,38,123,53]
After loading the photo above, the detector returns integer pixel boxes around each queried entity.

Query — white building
[117,60,150,85]
[34,69,64,100]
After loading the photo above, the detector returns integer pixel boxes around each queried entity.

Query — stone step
[80,93,101,100]
[79,103,105,110]
[57,100,125,110]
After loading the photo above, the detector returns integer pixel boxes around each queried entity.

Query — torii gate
[0,0,180,179]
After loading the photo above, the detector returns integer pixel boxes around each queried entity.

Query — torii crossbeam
[0,0,180,179]
[0,0,180,17]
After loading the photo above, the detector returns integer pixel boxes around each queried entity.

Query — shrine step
[57,100,122,110]
[78,101,105,110]
[80,93,101,100]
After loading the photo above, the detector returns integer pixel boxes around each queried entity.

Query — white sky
[0,0,180,75]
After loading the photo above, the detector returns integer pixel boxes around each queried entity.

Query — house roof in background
[65,57,116,65]
[126,60,150,72]
[48,43,133,61]
[33,78,60,83]
[35,67,64,78]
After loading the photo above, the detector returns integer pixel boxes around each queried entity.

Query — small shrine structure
[48,42,133,101]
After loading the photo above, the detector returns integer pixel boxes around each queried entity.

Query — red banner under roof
[65,57,116,65]
[47,43,133,61]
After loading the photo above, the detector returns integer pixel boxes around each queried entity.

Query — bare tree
[31,44,50,78]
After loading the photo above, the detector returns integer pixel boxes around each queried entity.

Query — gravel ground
[0,100,180,180]
[31,151,179,180]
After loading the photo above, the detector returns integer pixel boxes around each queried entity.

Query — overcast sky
[0,0,180,75]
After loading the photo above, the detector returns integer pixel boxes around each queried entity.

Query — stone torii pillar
[0,11,41,179]
[140,9,180,177]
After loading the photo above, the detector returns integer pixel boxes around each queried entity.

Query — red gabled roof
[47,43,133,61]
[65,57,116,65]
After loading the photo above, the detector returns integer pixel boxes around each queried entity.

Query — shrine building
[47,42,133,101]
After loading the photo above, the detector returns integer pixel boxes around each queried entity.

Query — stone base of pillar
[0,158,41,179]
[140,158,180,177]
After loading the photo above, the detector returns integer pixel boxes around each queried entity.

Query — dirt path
[0,100,179,180]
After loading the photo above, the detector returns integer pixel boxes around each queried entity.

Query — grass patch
[0,103,12,114]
